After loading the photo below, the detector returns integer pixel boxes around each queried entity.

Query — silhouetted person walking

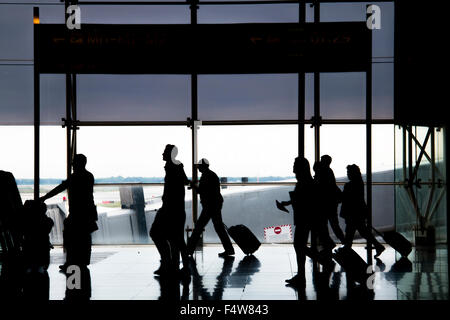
[40,154,98,272]
[312,160,337,264]
[320,155,346,243]
[277,157,332,288]
[340,164,385,258]
[150,144,190,278]
[186,158,234,257]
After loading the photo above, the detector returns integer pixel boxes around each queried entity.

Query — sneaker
[285,275,306,288]
[154,265,170,276]
[218,251,235,258]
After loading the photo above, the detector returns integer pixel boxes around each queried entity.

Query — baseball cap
[197,158,209,166]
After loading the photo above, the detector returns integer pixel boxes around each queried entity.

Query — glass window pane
[373,63,394,119]
[0,65,33,125]
[373,185,395,230]
[77,126,192,179]
[320,125,366,179]
[198,125,298,179]
[198,4,298,23]
[198,74,298,121]
[77,75,191,122]
[304,124,315,165]
[0,126,34,201]
[41,74,66,125]
[40,126,66,181]
[81,5,189,24]
[305,73,314,120]
[320,3,366,22]
[0,5,33,60]
[372,125,394,182]
[320,73,366,120]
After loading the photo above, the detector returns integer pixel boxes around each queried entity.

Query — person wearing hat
[187,158,234,258]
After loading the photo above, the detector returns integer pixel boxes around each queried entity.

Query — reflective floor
[1,244,448,300]
[38,244,448,300]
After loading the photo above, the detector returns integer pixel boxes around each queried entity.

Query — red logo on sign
[274,227,282,234]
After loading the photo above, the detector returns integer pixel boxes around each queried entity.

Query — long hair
[347,164,363,184]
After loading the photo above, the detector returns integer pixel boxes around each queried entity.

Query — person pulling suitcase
[340,164,385,258]
[186,158,234,258]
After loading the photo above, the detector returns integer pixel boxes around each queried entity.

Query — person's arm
[39,180,68,202]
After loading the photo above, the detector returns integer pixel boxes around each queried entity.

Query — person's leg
[211,208,234,254]
[356,221,385,256]
[343,221,357,249]
[186,209,210,255]
[328,210,346,243]
[288,224,309,285]
[80,233,92,266]
[150,212,172,273]
[169,212,189,273]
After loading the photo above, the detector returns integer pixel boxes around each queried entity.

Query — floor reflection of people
[227,255,261,291]
[0,259,24,300]
[344,272,375,301]
[190,256,235,300]
[311,263,339,301]
[23,269,50,301]
[155,271,190,301]
[189,255,261,300]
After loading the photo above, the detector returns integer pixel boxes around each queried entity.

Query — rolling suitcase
[225,224,261,255]
[333,247,371,285]
[372,227,412,257]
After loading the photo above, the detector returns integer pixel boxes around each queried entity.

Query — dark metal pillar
[65,0,73,181]
[33,7,40,200]
[445,125,449,289]
[190,0,199,225]
[313,1,320,163]
[311,0,320,258]
[298,1,306,158]
[366,62,373,265]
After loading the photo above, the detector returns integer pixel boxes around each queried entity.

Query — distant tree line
[16,176,294,185]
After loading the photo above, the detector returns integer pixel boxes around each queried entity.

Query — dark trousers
[328,210,346,243]
[293,223,311,282]
[63,222,92,267]
[150,208,189,271]
[187,204,234,254]
[343,219,384,251]
[169,214,189,271]
[294,220,335,281]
